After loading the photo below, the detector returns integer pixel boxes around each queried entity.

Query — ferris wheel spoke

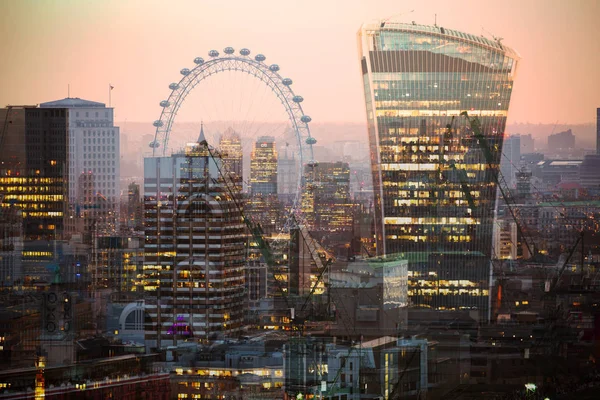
[151,48,317,229]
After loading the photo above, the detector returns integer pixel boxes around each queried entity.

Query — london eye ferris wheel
[149,47,317,225]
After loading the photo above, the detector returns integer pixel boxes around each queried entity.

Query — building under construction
[143,128,246,351]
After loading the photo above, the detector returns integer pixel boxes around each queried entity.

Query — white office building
[40,98,120,235]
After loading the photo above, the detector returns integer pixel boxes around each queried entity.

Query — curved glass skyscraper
[358,21,519,317]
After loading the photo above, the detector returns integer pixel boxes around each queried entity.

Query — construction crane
[460,111,536,258]
[547,231,585,296]
[201,140,333,328]
[440,117,476,211]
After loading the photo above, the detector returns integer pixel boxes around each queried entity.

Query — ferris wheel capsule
[160,100,170,108]
[180,68,190,76]
[255,54,266,62]
[194,57,204,65]
[153,120,164,127]
[282,78,292,86]
[240,48,250,56]
[209,50,219,57]
[149,140,160,148]
[169,83,180,90]
[306,137,317,145]
[292,95,304,103]
[269,64,280,72]
[301,115,312,123]
[224,47,235,54]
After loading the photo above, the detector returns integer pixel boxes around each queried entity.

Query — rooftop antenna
[434,14,437,27]
[68,84,70,98]
[380,9,414,28]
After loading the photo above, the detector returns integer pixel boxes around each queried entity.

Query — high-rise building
[500,135,521,188]
[126,182,143,230]
[277,145,297,200]
[358,21,519,317]
[40,98,120,235]
[250,136,277,196]
[248,136,280,234]
[219,127,243,185]
[303,162,353,231]
[0,205,23,287]
[143,129,246,349]
[0,106,68,240]
[520,134,534,154]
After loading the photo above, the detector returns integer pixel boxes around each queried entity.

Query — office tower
[520,133,534,154]
[303,162,353,231]
[277,144,297,200]
[0,205,23,287]
[358,21,519,316]
[582,111,600,188]
[515,170,532,198]
[248,136,280,234]
[143,130,246,349]
[500,135,521,188]
[40,98,120,235]
[0,106,68,240]
[250,136,277,196]
[126,182,143,230]
[218,127,243,184]
[580,154,600,189]
[90,236,143,293]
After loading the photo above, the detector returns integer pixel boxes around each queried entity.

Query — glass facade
[358,22,519,317]
[250,136,278,196]
[0,107,68,240]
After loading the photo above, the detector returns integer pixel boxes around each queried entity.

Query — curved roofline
[361,20,520,61]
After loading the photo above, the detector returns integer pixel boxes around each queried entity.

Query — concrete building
[329,255,408,337]
[0,206,23,287]
[580,154,600,190]
[143,130,246,350]
[534,159,582,187]
[500,135,521,188]
[40,98,120,236]
[548,129,575,151]
[520,133,535,154]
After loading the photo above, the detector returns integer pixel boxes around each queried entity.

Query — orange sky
[0,0,598,125]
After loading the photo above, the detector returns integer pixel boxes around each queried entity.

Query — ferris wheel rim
[151,47,316,229]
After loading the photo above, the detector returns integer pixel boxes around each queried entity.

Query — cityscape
[1,1,600,399]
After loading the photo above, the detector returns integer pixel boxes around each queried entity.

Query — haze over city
[2,1,600,399]
[1,0,599,126]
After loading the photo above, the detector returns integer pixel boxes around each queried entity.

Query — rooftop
[40,97,106,108]
[362,20,520,60]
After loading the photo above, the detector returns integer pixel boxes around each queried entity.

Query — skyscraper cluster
[4,13,600,400]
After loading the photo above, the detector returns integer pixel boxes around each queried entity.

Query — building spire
[198,121,206,144]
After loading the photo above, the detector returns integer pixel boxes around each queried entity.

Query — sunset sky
[0,0,598,125]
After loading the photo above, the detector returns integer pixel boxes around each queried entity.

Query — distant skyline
[0,0,599,125]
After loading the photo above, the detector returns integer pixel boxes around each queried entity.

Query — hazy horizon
[1,0,599,125]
